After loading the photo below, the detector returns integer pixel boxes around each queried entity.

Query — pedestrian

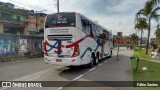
[127,45,129,50]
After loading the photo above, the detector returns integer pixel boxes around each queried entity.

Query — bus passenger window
[81,19,91,35]
[81,20,87,26]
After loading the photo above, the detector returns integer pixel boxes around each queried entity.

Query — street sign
[117,32,122,38]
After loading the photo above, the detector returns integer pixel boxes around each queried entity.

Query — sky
[0,0,157,37]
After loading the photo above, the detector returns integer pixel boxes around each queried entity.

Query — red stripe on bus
[66,35,90,48]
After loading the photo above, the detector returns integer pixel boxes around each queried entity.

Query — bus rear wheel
[94,53,99,65]
[88,54,95,68]
[109,50,112,58]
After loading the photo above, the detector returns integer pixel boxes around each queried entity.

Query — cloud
[3,0,157,37]
[105,0,147,14]
[88,14,135,35]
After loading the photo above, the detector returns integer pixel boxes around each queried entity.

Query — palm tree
[156,26,160,45]
[135,18,148,50]
[136,0,160,55]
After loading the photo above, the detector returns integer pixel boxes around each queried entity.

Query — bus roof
[46,12,111,34]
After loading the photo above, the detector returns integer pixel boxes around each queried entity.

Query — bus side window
[81,19,87,26]
[91,24,98,37]
[81,19,91,36]
[108,34,111,40]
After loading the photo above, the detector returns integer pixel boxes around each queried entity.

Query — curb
[139,58,160,63]
[0,56,43,63]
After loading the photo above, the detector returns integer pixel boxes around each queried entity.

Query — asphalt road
[0,47,133,90]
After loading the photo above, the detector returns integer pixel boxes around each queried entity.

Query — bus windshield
[45,13,75,28]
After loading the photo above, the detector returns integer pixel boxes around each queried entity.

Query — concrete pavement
[0,57,54,81]
[62,47,133,90]
[0,47,133,90]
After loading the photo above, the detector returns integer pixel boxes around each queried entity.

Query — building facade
[0,2,28,35]
[27,12,46,36]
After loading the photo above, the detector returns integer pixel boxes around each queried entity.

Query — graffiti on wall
[0,34,43,59]
[0,38,17,58]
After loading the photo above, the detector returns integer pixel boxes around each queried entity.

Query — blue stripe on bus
[104,52,109,56]
[80,44,100,59]
[80,47,92,59]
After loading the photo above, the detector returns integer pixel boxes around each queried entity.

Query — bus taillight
[72,44,80,57]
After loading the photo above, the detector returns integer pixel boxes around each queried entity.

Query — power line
[9,0,47,12]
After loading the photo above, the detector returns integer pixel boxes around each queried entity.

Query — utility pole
[35,11,38,35]
[57,0,59,13]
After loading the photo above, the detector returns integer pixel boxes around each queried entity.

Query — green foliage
[135,0,160,55]
[156,27,160,44]
[134,48,152,59]
[129,33,139,41]
[133,60,160,90]
[135,18,148,30]
[133,60,160,81]
[144,0,153,16]
[134,48,160,60]
[134,47,140,51]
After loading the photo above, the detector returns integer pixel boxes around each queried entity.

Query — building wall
[13,13,27,21]
[27,15,45,33]
[0,9,27,21]
[28,16,36,28]
[38,16,45,29]
[0,33,43,61]
[0,8,28,35]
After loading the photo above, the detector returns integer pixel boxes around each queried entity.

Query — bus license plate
[56,59,62,62]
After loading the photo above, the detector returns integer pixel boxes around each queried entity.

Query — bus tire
[88,54,95,68]
[109,50,112,58]
[68,66,76,69]
[94,53,99,65]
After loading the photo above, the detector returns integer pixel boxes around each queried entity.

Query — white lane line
[89,67,96,72]
[97,64,102,66]
[57,67,97,90]
[73,74,84,81]
[26,75,41,81]
[57,87,63,90]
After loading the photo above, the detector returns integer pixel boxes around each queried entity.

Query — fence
[0,33,44,62]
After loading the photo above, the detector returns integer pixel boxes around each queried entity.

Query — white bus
[44,12,113,67]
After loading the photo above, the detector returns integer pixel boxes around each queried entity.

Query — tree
[156,26,160,45]
[129,33,139,44]
[135,18,148,50]
[136,0,160,55]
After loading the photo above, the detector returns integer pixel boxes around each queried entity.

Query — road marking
[73,74,84,81]
[98,64,102,66]
[89,67,96,72]
[57,87,63,90]
[56,67,97,89]
[26,75,41,81]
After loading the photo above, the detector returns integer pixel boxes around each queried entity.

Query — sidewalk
[0,56,43,63]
